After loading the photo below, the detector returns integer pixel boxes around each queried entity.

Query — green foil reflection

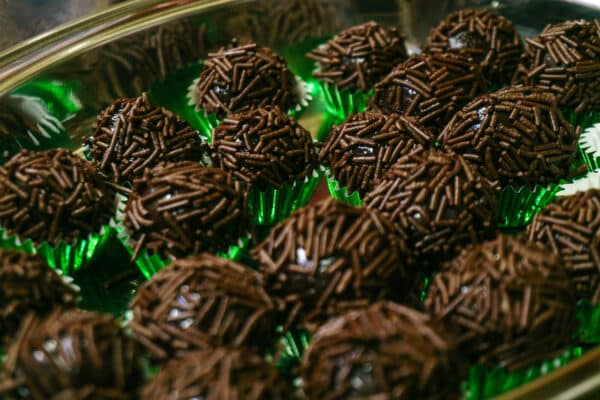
[497,184,559,229]
[324,171,363,206]
[319,82,372,122]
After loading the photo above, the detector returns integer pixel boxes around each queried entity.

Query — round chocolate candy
[87,92,205,186]
[424,235,576,369]
[302,301,462,400]
[123,161,247,262]
[0,149,116,246]
[426,8,522,83]
[129,254,277,361]
[307,21,408,93]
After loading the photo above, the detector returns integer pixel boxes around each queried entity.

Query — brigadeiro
[438,86,581,188]
[0,249,78,346]
[301,301,463,400]
[128,254,277,361]
[319,111,435,198]
[370,53,488,132]
[526,189,600,304]
[0,310,143,399]
[252,198,414,332]
[364,148,498,271]
[86,92,205,186]
[425,235,576,369]
[426,8,522,84]
[513,20,600,114]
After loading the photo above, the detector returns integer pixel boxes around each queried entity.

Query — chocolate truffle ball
[0,250,78,345]
[210,107,318,190]
[425,235,576,369]
[123,162,247,261]
[87,93,204,185]
[438,86,581,188]
[143,348,291,400]
[252,198,413,332]
[513,20,600,113]
[191,42,300,118]
[526,189,600,304]
[364,149,497,271]
[0,149,116,245]
[426,8,522,83]
[320,111,434,197]
[0,310,143,399]
[307,21,408,93]
[302,302,462,400]
[370,53,488,132]
[129,254,277,361]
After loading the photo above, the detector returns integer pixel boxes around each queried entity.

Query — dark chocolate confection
[364,148,497,271]
[0,310,143,399]
[307,21,408,93]
[424,235,576,370]
[526,189,600,304]
[210,107,318,190]
[0,250,78,345]
[87,93,204,185]
[123,162,247,261]
[129,254,277,361]
[370,53,488,132]
[438,86,581,188]
[192,42,300,119]
[513,20,600,113]
[252,198,413,332]
[0,149,116,245]
[142,348,291,399]
[426,8,522,83]
[320,111,434,197]
[302,301,462,400]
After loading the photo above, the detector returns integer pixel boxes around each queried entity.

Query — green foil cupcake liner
[497,184,560,229]
[318,81,372,122]
[566,110,600,131]
[322,167,363,206]
[272,326,312,386]
[576,300,600,344]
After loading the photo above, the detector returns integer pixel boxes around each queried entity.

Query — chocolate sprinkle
[0,250,78,346]
[129,254,277,361]
[425,235,576,370]
[426,8,523,83]
[438,86,581,188]
[192,42,300,119]
[307,21,408,93]
[87,93,204,185]
[0,149,116,246]
[526,189,600,304]
[123,161,247,262]
[301,301,463,400]
[142,348,291,399]
[513,20,600,114]
[0,310,143,399]
[211,107,318,190]
[252,198,413,332]
[370,53,488,132]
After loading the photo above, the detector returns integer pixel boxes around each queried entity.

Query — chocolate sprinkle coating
[438,86,581,188]
[0,149,116,246]
[302,301,462,400]
[426,8,522,83]
[0,310,143,400]
[307,21,408,93]
[87,93,204,185]
[192,42,300,119]
[123,162,246,261]
[370,53,488,132]
[0,250,78,346]
[320,111,434,197]
[526,189,600,304]
[142,348,291,399]
[513,20,600,114]
[211,107,318,190]
[252,198,413,332]
[425,235,576,370]
[129,254,277,361]
[364,148,497,271]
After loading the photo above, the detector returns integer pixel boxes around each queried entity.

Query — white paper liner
[558,170,600,197]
